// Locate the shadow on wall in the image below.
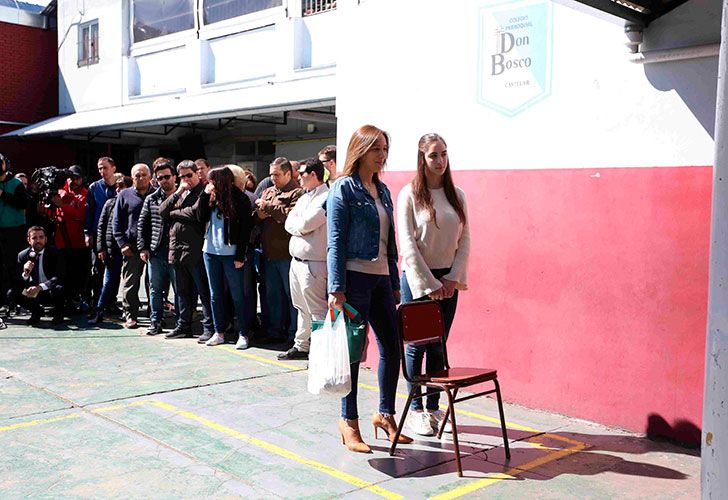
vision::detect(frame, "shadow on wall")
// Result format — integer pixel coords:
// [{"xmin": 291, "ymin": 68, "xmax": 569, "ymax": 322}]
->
[
  {"xmin": 646, "ymin": 413, "xmax": 701, "ymax": 449},
  {"xmin": 58, "ymin": 71, "xmax": 75, "ymax": 115},
  {"xmin": 643, "ymin": 56, "xmax": 719, "ymax": 139}
]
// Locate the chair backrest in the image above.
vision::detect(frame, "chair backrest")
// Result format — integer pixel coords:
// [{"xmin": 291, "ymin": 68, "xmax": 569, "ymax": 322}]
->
[{"xmin": 398, "ymin": 301, "xmax": 445, "ymax": 345}]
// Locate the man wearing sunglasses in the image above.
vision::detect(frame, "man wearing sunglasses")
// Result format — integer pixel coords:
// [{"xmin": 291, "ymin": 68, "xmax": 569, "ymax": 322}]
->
[
  {"xmin": 159, "ymin": 160, "xmax": 214, "ymax": 341},
  {"xmin": 137, "ymin": 158, "xmax": 178, "ymax": 335}
]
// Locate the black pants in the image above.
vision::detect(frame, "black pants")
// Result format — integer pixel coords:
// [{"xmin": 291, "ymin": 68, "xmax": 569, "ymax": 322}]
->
[
  {"xmin": 61, "ymin": 248, "xmax": 91, "ymax": 306},
  {"xmin": 10, "ymin": 284, "xmax": 64, "ymax": 317},
  {"xmin": 173, "ymin": 259, "xmax": 213, "ymax": 334},
  {"xmin": 0, "ymin": 225, "xmax": 27, "ymax": 306}
]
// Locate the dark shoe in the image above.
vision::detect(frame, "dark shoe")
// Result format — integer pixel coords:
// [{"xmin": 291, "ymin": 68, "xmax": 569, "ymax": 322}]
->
[
  {"xmin": 197, "ymin": 331, "xmax": 213, "ymax": 344},
  {"xmin": 146, "ymin": 322, "xmax": 163, "ymax": 336},
  {"xmin": 26, "ymin": 314, "xmax": 41, "ymax": 326},
  {"xmin": 51, "ymin": 315, "xmax": 64, "ymax": 325},
  {"xmin": 86, "ymin": 308, "xmax": 97, "ymax": 320},
  {"xmin": 277, "ymin": 347, "xmax": 309, "ymax": 360},
  {"xmin": 88, "ymin": 312, "xmax": 104, "ymax": 325},
  {"xmin": 165, "ymin": 327, "xmax": 192, "ymax": 339}
]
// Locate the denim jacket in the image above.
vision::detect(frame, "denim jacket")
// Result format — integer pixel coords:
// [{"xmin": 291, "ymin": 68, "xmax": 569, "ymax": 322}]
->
[{"xmin": 326, "ymin": 174, "xmax": 399, "ymax": 294}]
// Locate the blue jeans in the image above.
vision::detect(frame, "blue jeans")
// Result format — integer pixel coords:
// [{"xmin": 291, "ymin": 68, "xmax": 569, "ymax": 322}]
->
[
  {"xmin": 264, "ymin": 258, "xmax": 297, "ymax": 339},
  {"xmin": 203, "ymin": 252, "xmax": 246, "ymax": 338},
  {"xmin": 401, "ymin": 268, "xmax": 459, "ymax": 411},
  {"xmin": 241, "ymin": 248, "xmax": 257, "ymax": 335},
  {"xmin": 341, "ymin": 271, "xmax": 400, "ymax": 420},
  {"xmin": 148, "ymin": 254, "xmax": 177, "ymax": 324},
  {"xmin": 96, "ymin": 254, "xmax": 122, "ymax": 311}
]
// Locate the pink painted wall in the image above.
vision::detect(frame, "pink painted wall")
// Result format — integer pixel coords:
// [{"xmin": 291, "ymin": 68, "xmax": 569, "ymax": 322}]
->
[{"xmin": 362, "ymin": 165, "xmax": 710, "ymax": 445}]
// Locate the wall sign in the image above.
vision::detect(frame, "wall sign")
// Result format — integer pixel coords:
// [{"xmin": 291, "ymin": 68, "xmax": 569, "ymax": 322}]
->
[{"xmin": 477, "ymin": 0, "xmax": 553, "ymax": 117}]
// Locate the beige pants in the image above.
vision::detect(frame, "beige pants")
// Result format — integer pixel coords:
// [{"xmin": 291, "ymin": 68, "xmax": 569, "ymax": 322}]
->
[{"xmin": 289, "ymin": 259, "xmax": 328, "ymax": 352}]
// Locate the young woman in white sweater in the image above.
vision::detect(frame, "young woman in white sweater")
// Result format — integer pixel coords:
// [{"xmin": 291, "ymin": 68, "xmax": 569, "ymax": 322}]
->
[{"xmin": 397, "ymin": 133, "xmax": 470, "ymax": 436}]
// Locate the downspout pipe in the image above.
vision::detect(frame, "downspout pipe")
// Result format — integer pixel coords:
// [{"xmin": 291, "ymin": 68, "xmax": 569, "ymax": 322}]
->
[
  {"xmin": 629, "ymin": 43, "xmax": 720, "ymax": 64},
  {"xmin": 702, "ymin": 1, "xmax": 728, "ymax": 496}
]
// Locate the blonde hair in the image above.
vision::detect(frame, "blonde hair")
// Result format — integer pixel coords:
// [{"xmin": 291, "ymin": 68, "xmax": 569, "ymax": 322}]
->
[{"xmin": 341, "ymin": 124, "xmax": 389, "ymax": 183}]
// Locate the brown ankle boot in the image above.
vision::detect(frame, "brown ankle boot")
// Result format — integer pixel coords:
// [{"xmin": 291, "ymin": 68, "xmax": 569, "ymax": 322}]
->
[
  {"xmin": 338, "ymin": 419, "xmax": 371, "ymax": 453},
  {"xmin": 371, "ymin": 413, "xmax": 414, "ymax": 444}
]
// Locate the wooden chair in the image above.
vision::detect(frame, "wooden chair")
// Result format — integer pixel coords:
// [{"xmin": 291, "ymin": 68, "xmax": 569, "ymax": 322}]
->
[{"xmin": 389, "ymin": 300, "xmax": 510, "ymax": 476}]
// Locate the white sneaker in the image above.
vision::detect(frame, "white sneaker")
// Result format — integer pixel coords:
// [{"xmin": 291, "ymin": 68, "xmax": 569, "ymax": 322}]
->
[
  {"xmin": 205, "ymin": 333, "xmax": 225, "ymax": 346},
  {"xmin": 408, "ymin": 411, "xmax": 435, "ymax": 436},
  {"xmin": 428, "ymin": 409, "xmax": 453, "ymax": 433},
  {"xmin": 235, "ymin": 335, "xmax": 249, "ymax": 350}
]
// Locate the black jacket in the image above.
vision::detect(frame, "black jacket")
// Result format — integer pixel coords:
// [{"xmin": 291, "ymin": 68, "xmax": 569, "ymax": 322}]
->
[
  {"xmin": 137, "ymin": 187, "xmax": 172, "ymax": 255},
  {"xmin": 16, "ymin": 246, "xmax": 64, "ymax": 291},
  {"xmin": 178, "ymin": 188, "xmax": 253, "ymax": 263},
  {"xmin": 96, "ymin": 197, "xmax": 118, "ymax": 255},
  {"xmin": 159, "ymin": 183, "xmax": 206, "ymax": 266}
]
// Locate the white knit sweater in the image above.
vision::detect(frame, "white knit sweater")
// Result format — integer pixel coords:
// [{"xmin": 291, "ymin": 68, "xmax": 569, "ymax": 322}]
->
[{"xmin": 397, "ymin": 183, "xmax": 470, "ymax": 299}]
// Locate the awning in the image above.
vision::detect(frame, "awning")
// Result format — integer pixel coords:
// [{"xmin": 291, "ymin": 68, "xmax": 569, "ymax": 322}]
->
[
  {"xmin": 574, "ymin": 0, "xmax": 691, "ymax": 25},
  {"xmin": 3, "ymin": 74, "xmax": 335, "ymax": 138}
]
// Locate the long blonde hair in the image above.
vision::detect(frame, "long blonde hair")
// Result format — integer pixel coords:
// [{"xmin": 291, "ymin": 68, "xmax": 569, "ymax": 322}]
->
[{"xmin": 341, "ymin": 124, "xmax": 390, "ymax": 183}]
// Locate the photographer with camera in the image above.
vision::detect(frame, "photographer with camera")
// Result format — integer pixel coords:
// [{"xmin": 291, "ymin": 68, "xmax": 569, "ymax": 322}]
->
[
  {"xmin": 10, "ymin": 226, "xmax": 65, "ymax": 325},
  {"xmin": 50, "ymin": 166, "xmax": 89, "ymax": 313},
  {"xmin": 0, "ymin": 153, "xmax": 28, "ymax": 308}
]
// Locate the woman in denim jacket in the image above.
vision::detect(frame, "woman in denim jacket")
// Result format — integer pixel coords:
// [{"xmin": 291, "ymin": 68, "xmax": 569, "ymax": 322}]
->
[{"xmin": 327, "ymin": 124, "xmax": 412, "ymax": 452}]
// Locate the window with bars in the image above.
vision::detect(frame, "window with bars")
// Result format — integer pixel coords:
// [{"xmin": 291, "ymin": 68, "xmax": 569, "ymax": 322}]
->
[
  {"xmin": 203, "ymin": 0, "xmax": 283, "ymax": 25},
  {"xmin": 78, "ymin": 20, "xmax": 99, "ymax": 66},
  {"xmin": 302, "ymin": 0, "xmax": 336, "ymax": 16}
]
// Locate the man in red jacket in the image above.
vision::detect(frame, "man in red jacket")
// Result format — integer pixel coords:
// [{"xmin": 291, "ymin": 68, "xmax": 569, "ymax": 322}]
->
[{"xmin": 51, "ymin": 165, "xmax": 89, "ymax": 312}]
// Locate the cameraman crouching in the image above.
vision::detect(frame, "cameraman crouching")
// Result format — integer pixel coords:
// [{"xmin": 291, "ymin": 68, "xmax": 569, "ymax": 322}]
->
[
  {"xmin": 10, "ymin": 226, "xmax": 64, "ymax": 325},
  {"xmin": 50, "ymin": 166, "xmax": 89, "ymax": 313}
]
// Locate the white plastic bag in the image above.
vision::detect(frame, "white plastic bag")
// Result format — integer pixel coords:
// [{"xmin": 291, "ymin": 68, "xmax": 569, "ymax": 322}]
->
[{"xmin": 308, "ymin": 311, "xmax": 352, "ymax": 396}]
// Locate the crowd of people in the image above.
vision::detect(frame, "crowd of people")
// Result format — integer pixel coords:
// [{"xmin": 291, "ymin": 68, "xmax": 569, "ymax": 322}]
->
[{"xmin": 0, "ymin": 124, "xmax": 470, "ymax": 451}]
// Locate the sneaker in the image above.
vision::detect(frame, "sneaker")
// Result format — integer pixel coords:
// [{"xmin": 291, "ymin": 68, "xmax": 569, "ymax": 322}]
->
[
  {"xmin": 146, "ymin": 322, "xmax": 162, "ymax": 336},
  {"xmin": 408, "ymin": 411, "xmax": 435, "ymax": 436},
  {"xmin": 205, "ymin": 332, "xmax": 225, "ymax": 346},
  {"xmin": 165, "ymin": 327, "xmax": 192, "ymax": 339},
  {"xmin": 277, "ymin": 347, "xmax": 308, "ymax": 360},
  {"xmin": 234, "ymin": 336, "xmax": 249, "ymax": 350},
  {"xmin": 428, "ymin": 409, "xmax": 452, "ymax": 434},
  {"xmin": 197, "ymin": 332, "xmax": 213, "ymax": 344},
  {"xmin": 124, "ymin": 318, "xmax": 138, "ymax": 329}
]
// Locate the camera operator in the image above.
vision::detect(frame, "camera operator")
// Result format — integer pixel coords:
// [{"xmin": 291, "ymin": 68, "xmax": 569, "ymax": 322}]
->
[
  {"xmin": 0, "ymin": 153, "xmax": 28, "ymax": 308},
  {"xmin": 50, "ymin": 166, "xmax": 89, "ymax": 313},
  {"xmin": 10, "ymin": 226, "xmax": 64, "ymax": 325}
]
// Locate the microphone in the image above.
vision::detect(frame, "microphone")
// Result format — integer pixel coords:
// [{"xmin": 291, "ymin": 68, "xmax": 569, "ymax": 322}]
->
[{"xmin": 28, "ymin": 250, "xmax": 37, "ymax": 262}]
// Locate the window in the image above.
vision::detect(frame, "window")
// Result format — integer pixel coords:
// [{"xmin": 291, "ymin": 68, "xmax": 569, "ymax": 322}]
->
[
  {"xmin": 203, "ymin": 0, "xmax": 283, "ymax": 25},
  {"xmin": 132, "ymin": 0, "xmax": 194, "ymax": 43},
  {"xmin": 303, "ymin": 0, "xmax": 336, "ymax": 16},
  {"xmin": 78, "ymin": 20, "xmax": 99, "ymax": 66}
]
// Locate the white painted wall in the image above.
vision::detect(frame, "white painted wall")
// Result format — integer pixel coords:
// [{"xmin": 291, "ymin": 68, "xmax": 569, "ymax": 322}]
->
[
  {"xmin": 57, "ymin": 1, "xmax": 338, "ymax": 115},
  {"xmin": 336, "ymin": 0, "xmax": 718, "ymax": 172},
  {"xmin": 58, "ymin": 0, "xmax": 125, "ymax": 114}
]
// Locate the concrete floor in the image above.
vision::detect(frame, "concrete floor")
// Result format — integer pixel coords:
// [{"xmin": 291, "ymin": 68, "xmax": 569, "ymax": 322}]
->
[{"xmin": 0, "ymin": 315, "xmax": 700, "ymax": 499}]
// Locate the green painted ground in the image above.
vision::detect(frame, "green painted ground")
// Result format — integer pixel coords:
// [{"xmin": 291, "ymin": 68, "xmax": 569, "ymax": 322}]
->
[{"xmin": 0, "ymin": 317, "xmax": 700, "ymax": 499}]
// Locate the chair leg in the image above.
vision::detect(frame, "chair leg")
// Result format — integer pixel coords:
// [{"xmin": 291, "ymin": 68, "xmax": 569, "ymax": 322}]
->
[
  {"xmin": 494, "ymin": 378, "xmax": 510, "ymax": 460},
  {"xmin": 437, "ymin": 387, "xmax": 458, "ymax": 438},
  {"xmin": 390, "ymin": 388, "xmax": 415, "ymax": 456},
  {"xmin": 443, "ymin": 387, "xmax": 463, "ymax": 477}
]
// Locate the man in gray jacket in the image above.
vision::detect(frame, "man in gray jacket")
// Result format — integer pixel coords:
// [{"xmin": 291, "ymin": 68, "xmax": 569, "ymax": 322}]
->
[{"xmin": 138, "ymin": 158, "xmax": 177, "ymax": 336}]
